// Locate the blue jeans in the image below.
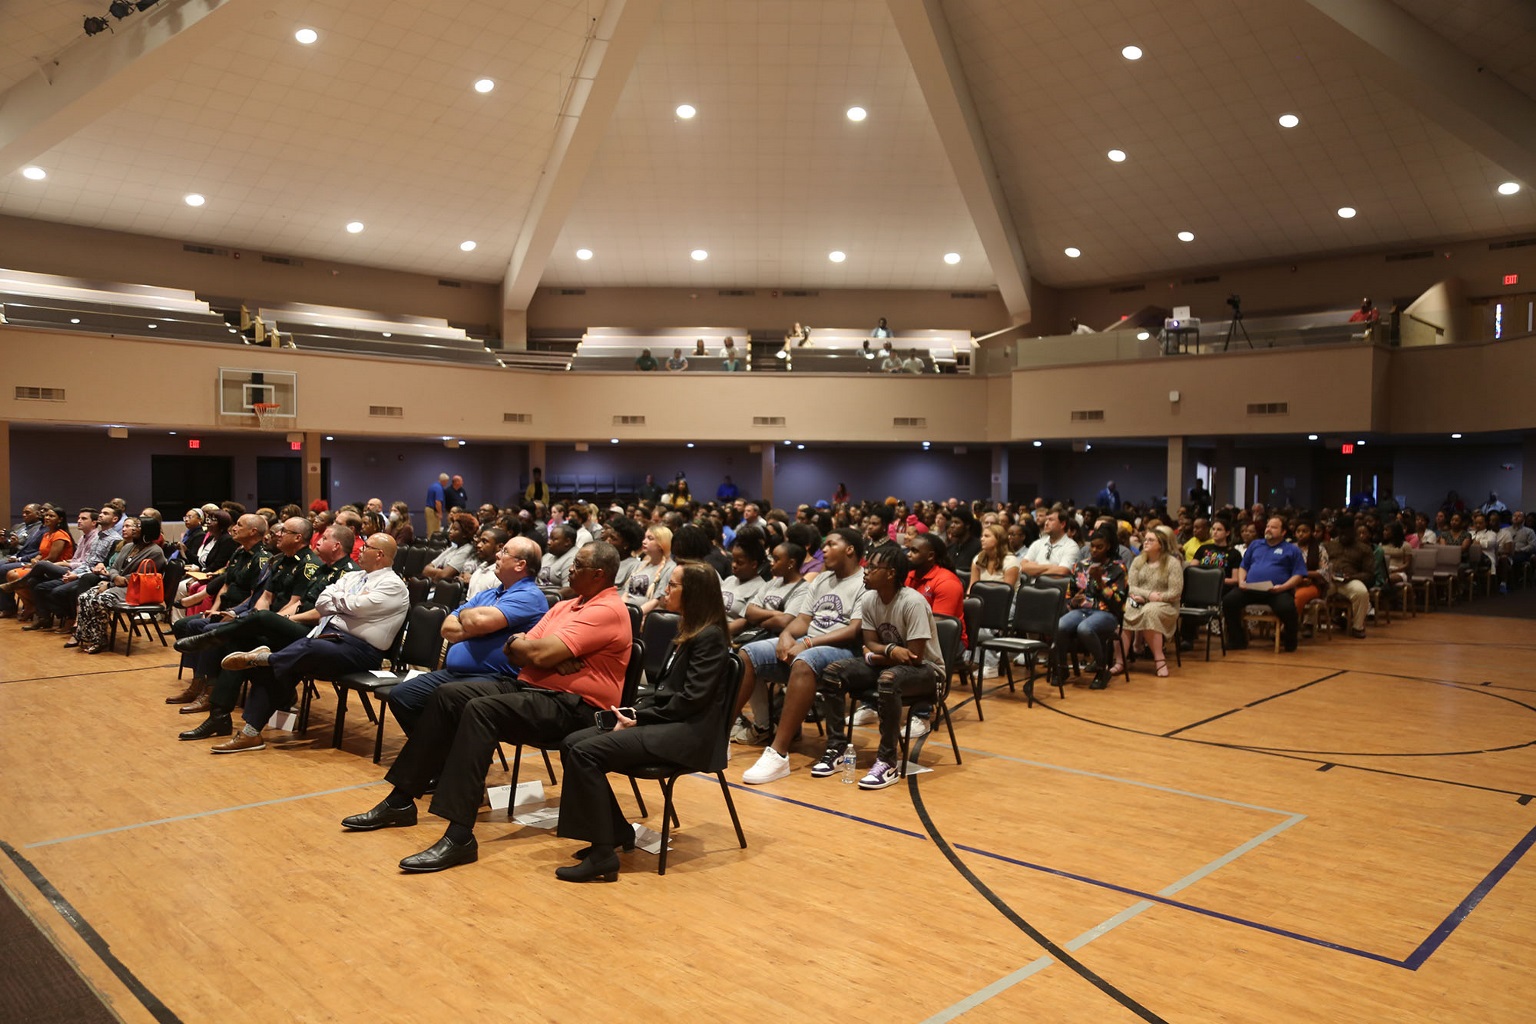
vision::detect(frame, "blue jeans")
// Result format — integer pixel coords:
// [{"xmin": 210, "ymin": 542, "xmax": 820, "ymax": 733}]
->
[
  {"xmin": 739, "ymin": 637, "xmax": 858, "ymax": 683},
  {"xmin": 1054, "ymin": 609, "xmax": 1118, "ymax": 671}
]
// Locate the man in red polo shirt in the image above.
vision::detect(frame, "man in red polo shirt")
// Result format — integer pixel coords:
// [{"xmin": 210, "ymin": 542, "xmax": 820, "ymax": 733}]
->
[{"xmin": 339, "ymin": 541, "xmax": 631, "ymax": 873}]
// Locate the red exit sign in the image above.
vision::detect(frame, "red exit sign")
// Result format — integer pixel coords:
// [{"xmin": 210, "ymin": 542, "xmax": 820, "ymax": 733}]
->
[
  {"xmin": 1505, "ymin": 274, "xmax": 1520, "ymax": 286},
  {"xmin": 187, "ymin": 438, "xmax": 201, "ymax": 449},
  {"xmin": 1341, "ymin": 443, "xmax": 1355, "ymax": 455}
]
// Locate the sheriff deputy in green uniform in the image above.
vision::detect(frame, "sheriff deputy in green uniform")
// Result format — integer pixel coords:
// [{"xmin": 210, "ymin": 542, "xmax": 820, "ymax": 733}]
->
[{"xmin": 174, "ymin": 521, "xmax": 363, "ymax": 741}]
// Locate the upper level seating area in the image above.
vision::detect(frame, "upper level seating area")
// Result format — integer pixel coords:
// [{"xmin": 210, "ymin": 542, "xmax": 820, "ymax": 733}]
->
[
  {"xmin": 248, "ymin": 302, "xmax": 505, "ymax": 368},
  {"xmin": 567, "ymin": 325, "xmax": 975, "ymax": 373},
  {"xmin": 571, "ymin": 327, "xmax": 752, "ymax": 371},
  {"xmin": 0, "ymin": 268, "xmax": 238, "ymax": 344}
]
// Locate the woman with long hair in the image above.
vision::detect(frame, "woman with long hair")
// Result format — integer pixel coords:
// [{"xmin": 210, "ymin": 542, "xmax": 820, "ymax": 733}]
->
[
  {"xmin": 1120, "ymin": 525, "xmax": 1183, "ymax": 677},
  {"xmin": 968, "ymin": 524, "xmax": 1020, "ymax": 591},
  {"xmin": 555, "ymin": 560, "xmax": 729, "ymax": 882},
  {"xmin": 625, "ymin": 524, "xmax": 674, "ymax": 614}
]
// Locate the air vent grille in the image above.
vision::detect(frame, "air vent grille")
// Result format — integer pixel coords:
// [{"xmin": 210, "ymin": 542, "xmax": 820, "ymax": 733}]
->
[
  {"xmin": 183, "ymin": 243, "xmax": 229, "ymax": 256},
  {"xmin": 893, "ymin": 416, "xmax": 927, "ymax": 428},
  {"xmin": 261, "ymin": 254, "xmax": 303, "ymax": 266},
  {"xmin": 558, "ymin": 288, "xmax": 586, "ymax": 295},
  {"xmin": 718, "ymin": 289, "xmax": 755, "ymax": 297},
  {"xmin": 437, "ymin": 279, "xmax": 465, "ymax": 288},
  {"xmin": 1071, "ymin": 410, "xmax": 1105, "ymax": 422},
  {"xmin": 368, "ymin": 405, "xmax": 404, "ymax": 418},
  {"xmin": 782, "ymin": 290, "xmax": 819, "ymax": 298},
  {"xmin": 949, "ymin": 291, "xmax": 989, "ymax": 299},
  {"xmin": 1385, "ymin": 250, "xmax": 1433, "ymax": 262},
  {"xmin": 1489, "ymin": 238, "xmax": 1536, "ymax": 251},
  {"xmin": 14, "ymin": 386, "xmax": 65, "ymax": 401},
  {"xmin": 1246, "ymin": 402, "xmax": 1289, "ymax": 415},
  {"xmin": 1108, "ymin": 283, "xmax": 1146, "ymax": 294},
  {"xmin": 752, "ymin": 415, "xmax": 786, "ymax": 427},
  {"xmin": 613, "ymin": 415, "xmax": 646, "ymax": 425},
  {"xmin": 503, "ymin": 412, "xmax": 531, "ymax": 423},
  {"xmin": 1181, "ymin": 274, "xmax": 1220, "ymax": 285}
]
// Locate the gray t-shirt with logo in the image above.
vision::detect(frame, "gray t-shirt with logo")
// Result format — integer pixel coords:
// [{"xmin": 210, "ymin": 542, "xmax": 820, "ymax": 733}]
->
[
  {"xmin": 803, "ymin": 568, "xmax": 866, "ymax": 640},
  {"xmin": 855, "ymin": 587, "xmax": 944, "ymax": 673}
]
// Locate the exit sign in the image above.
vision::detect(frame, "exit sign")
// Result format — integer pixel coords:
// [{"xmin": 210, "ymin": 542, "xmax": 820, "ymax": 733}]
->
[
  {"xmin": 1341, "ymin": 443, "xmax": 1355, "ymax": 455},
  {"xmin": 1505, "ymin": 274, "xmax": 1520, "ymax": 286},
  {"xmin": 187, "ymin": 438, "xmax": 201, "ymax": 450}
]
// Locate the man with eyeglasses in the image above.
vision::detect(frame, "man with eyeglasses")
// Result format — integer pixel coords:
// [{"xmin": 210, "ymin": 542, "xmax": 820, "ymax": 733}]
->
[
  {"xmin": 205, "ymin": 533, "xmax": 408, "ymax": 753},
  {"xmin": 339, "ymin": 541, "xmax": 630, "ymax": 873},
  {"xmin": 384, "ymin": 535, "xmax": 548, "ymax": 733}
]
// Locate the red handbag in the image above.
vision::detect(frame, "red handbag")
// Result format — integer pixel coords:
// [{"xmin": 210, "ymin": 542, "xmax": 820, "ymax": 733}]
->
[{"xmin": 127, "ymin": 562, "xmax": 165, "ymax": 606}]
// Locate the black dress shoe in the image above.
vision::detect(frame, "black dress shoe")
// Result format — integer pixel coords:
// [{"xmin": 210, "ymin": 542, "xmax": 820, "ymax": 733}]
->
[
  {"xmin": 555, "ymin": 849, "xmax": 620, "ymax": 883},
  {"xmin": 21, "ymin": 619, "xmax": 54, "ymax": 632},
  {"xmin": 178, "ymin": 713, "xmax": 233, "ymax": 740},
  {"xmin": 1089, "ymin": 667, "xmax": 1111, "ymax": 690},
  {"xmin": 399, "ymin": 834, "xmax": 478, "ymax": 873},
  {"xmin": 173, "ymin": 629, "xmax": 226, "ymax": 654},
  {"xmin": 341, "ymin": 800, "xmax": 418, "ymax": 831}
]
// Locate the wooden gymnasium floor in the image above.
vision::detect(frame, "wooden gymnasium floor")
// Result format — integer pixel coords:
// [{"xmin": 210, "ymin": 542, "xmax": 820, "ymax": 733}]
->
[{"xmin": 2, "ymin": 601, "xmax": 1534, "ymax": 1023}]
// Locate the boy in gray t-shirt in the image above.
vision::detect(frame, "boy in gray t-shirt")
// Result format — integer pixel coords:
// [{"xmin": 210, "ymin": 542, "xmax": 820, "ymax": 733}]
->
[{"xmin": 813, "ymin": 545, "xmax": 946, "ymax": 790}]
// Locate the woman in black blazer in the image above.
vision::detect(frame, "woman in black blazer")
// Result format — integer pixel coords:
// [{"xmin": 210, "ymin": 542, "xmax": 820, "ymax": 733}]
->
[{"xmin": 555, "ymin": 560, "xmax": 729, "ymax": 882}]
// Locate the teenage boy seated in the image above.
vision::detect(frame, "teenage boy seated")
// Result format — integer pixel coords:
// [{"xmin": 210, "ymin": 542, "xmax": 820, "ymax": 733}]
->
[{"xmin": 812, "ymin": 545, "xmax": 944, "ymax": 790}]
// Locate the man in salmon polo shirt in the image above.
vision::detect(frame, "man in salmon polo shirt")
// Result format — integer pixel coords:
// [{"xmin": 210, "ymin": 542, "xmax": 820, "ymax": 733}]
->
[{"xmin": 339, "ymin": 541, "xmax": 632, "ymax": 873}]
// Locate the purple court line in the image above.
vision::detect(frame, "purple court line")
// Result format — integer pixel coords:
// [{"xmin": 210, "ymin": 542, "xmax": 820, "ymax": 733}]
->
[{"xmin": 706, "ymin": 776, "xmax": 1536, "ymax": 970}]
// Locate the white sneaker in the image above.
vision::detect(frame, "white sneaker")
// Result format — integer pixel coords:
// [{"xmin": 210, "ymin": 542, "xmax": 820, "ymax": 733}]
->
[
  {"xmin": 906, "ymin": 717, "xmax": 930, "ymax": 739},
  {"xmin": 730, "ymin": 718, "xmax": 772, "ymax": 745},
  {"xmin": 742, "ymin": 747, "xmax": 791, "ymax": 785},
  {"xmin": 851, "ymin": 706, "xmax": 879, "ymax": 727}
]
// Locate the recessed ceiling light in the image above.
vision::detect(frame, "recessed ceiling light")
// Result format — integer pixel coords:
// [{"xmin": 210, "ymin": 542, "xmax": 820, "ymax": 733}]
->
[
  {"xmin": 1497, "ymin": 181, "xmax": 1521, "ymax": 196},
  {"xmin": 1177, "ymin": 230, "xmax": 1195, "ymax": 242},
  {"xmin": 382, "ymin": 332, "xmax": 392, "ymax": 338},
  {"xmin": 690, "ymin": 249, "xmax": 708, "ymax": 261},
  {"xmin": 1337, "ymin": 206, "xmax": 1356, "ymax": 219},
  {"xmin": 184, "ymin": 193, "xmax": 205, "ymax": 207},
  {"xmin": 325, "ymin": 435, "xmax": 335, "ymax": 441},
  {"xmin": 576, "ymin": 248, "xmax": 593, "ymax": 260},
  {"xmin": 943, "ymin": 252, "xmax": 961, "ymax": 265},
  {"xmin": 1451, "ymin": 432, "xmax": 1462, "ymax": 439},
  {"xmin": 846, "ymin": 106, "xmax": 867, "ymax": 122},
  {"xmin": 70, "ymin": 318, "xmax": 81, "ymax": 324},
  {"xmin": 828, "ymin": 250, "xmax": 846, "ymax": 263},
  {"xmin": 783, "ymin": 440, "xmax": 792, "ymax": 446},
  {"xmin": 1032, "ymin": 440, "xmax": 1043, "ymax": 447},
  {"xmin": 1136, "ymin": 331, "xmax": 1150, "ymax": 340},
  {"xmin": 1356, "ymin": 440, "xmax": 1366, "ymax": 446},
  {"xmin": 147, "ymin": 323, "xmax": 157, "ymax": 329},
  {"xmin": 459, "ymin": 240, "xmax": 476, "ymax": 251},
  {"xmin": 1064, "ymin": 247, "xmax": 1082, "ymax": 258},
  {"xmin": 21, "ymin": 166, "xmax": 46, "ymax": 181},
  {"xmin": 294, "ymin": 28, "xmax": 318, "ymax": 45},
  {"xmin": 346, "ymin": 221, "xmax": 364, "ymax": 233},
  {"xmin": 1278, "ymin": 113, "xmax": 1300, "ymax": 128},
  {"xmin": 686, "ymin": 442, "xmax": 695, "ymax": 448},
  {"xmin": 1107, "ymin": 149, "xmax": 1127, "ymax": 162},
  {"xmin": 1084, "ymin": 443, "xmax": 1092, "ymax": 451},
  {"xmin": 675, "ymin": 104, "xmax": 696, "ymax": 119},
  {"xmin": 922, "ymin": 441, "xmax": 931, "ymax": 448},
  {"xmin": 474, "ymin": 78, "xmax": 494, "ymax": 94},
  {"xmin": 1307, "ymin": 434, "xmax": 1318, "ymax": 441},
  {"xmin": 610, "ymin": 438, "xmax": 619, "ymax": 444},
  {"xmin": 168, "ymin": 431, "xmax": 176, "ymax": 435},
  {"xmin": 796, "ymin": 444, "xmax": 805, "ymax": 450},
  {"xmin": 1122, "ymin": 45, "xmax": 1142, "ymax": 60}
]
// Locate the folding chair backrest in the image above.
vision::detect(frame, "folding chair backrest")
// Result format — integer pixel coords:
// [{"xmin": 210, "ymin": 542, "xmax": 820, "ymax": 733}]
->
[
  {"xmin": 1182, "ymin": 566, "xmax": 1223, "ymax": 607},
  {"xmin": 160, "ymin": 560, "xmax": 186, "ymax": 611},
  {"xmin": 1435, "ymin": 544, "xmax": 1462, "ymax": 569},
  {"xmin": 641, "ymin": 611, "xmax": 681, "ymax": 685},
  {"xmin": 406, "ymin": 577, "xmax": 431, "ymax": 606},
  {"xmin": 400, "ymin": 546, "xmax": 432, "ymax": 579},
  {"xmin": 399, "ymin": 603, "xmax": 449, "ymax": 669},
  {"xmin": 1407, "ymin": 547, "xmax": 1436, "ymax": 580},
  {"xmin": 1012, "ymin": 585, "xmax": 1062, "ymax": 638},
  {"xmin": 933, "ymin": 615, "xmax": 962, "ymax": 702},
  {"xmin": 431, "ymin": 580, "xmax": 463, "ymax": 610},
  {"xmin": 704, "ymin": 654, "xmax": 746, "ymax": 772},
  {"xmin": 628, "ymin": 602, "xmax": 643, "ymax": 638},
  {"xmin": 969, "ymin": 581, "xmax": 1012, "ymax": 633},
  {"xmin": 1033, "ymin": 575, "xmax": 1070, "ymax": 602},
  {"xmin": 961, "ymin": 596, "xmax": 982, "ymax": 654},
  {"xmin": 622, "ymin": 638, "xmax": 646, "ymax": 707}
]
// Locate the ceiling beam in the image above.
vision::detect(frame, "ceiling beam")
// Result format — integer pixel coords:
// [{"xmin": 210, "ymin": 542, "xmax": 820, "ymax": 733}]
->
[
  {"xmin": 501, "ymin": 0, "xmax": 662, "ymax": 340},
  {"xmin": 885, "ymin": 0, "xmax": 1031, "ymax": 323},
  {"xmin": 0, "ymin": 0, "xmax": 258, "ymax": 178},
  {"xmin": 1300, "ymin": 0, "xmax": 1536, "ymax": 188}
]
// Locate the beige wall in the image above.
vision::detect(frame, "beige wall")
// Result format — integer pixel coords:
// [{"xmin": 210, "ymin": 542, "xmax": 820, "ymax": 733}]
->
[{"xmin": 0, "ymin": 216, "xmax": 503, "ymax": 332}]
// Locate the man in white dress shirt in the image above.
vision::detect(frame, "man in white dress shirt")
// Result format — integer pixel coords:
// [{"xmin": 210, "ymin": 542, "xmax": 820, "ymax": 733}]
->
[
  {"xmin": 212, "ymin": 534, "xmax": 409, "ymax": 753},
  {"xmin": 1018, "ymin": 508, "xmax": 1081, "ymax": 579}
]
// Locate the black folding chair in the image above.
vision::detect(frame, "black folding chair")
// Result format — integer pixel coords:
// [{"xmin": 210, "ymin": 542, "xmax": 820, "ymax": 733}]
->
[
  {"xmin": 1177, "ymin": 566, "xmax": 1227, "ymax": 661},
  {"xmin": 976, "ymin": 584, "xmax": 1062, "ymax": 708},
  {"xmin": 619, "ymin": 656, "xmax": 748, "ymax": 875},
  {"xmin": 331, "ymin": 603, "xmax": 448, "ymax": 762}
]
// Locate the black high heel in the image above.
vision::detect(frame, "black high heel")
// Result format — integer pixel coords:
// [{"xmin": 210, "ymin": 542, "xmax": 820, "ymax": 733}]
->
[
  {"xmin": 555, "ymin": 849, "xmax": 620, "ymax": 883},
  {"xmin": 570, "ymin": 837, "xmax": 636, "ymax": 860}
]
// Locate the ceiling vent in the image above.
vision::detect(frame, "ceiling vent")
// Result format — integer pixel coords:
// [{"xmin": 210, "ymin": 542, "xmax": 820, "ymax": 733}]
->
[
  {"xmin": 949, "ymin": 291, "xmax": 989, "ymax": 299},
  {"xmin": 503, "ymin": 412, "xmax": 531, "ymax": 423},
  {"xmin": 718, "ymin": 289, "xmax": 755, "ymax": 297},
  {"xmin": 368, "ymin": 405, "xmax": 404, "ymax": 418},
  {"xmin": 752, "ymin": 415, "xmax": 786, "ymax": 427},
  {"xmin": 182, "ymin": 243, "xmax": 229, "ymax": 257},
  {"xmin": 1385, "ymin": 250, "xmax": 1433, "ymax": 262},
  {"xmin": 261, "ymin": 253, "xmax": 303, "ymax": 266},
  {"xmin": 613, "ymin": 415, "xmax": 646, "ymax": 425},
  {"xmin": 15, "ymin": 386, "xmax": 65, "ymax": 401},
  {"xmin": 1071, "ymin": 409, "xmax": 1105, "ymax": 421},
  {"xmin": 558, "ymin": 288, "xmax": 586, "ymax": 295},
  {"xmin": 1181, "ymin": 274, "xmax": 1220, "ymax": 285},
  {"xmin": 781, "ymin": 289, "xmax": 819, "ymax": 297},
  {"xmin": 437, "ymin": 279, "xmax": 465, "ymax": 288},
  {"xmin": 1489, "ymin": 238, "xmax": 1536, "ymax": 251},
  {"xmin": 1108, "ymin": 283, "xmax": 1146, "ymax": 294},
  {"xmin": 893, "ymin": 416, "xmax": 927, "ymax": 428},
  {"xmin": 1246, "ymin": 402, "xmax": 1289, "ymax": 415}
]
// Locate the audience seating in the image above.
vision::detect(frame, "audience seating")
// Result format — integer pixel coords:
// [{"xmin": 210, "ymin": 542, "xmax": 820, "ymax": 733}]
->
[
  {"xmin": 1177, "ymin": 566, "xmax": 1226, "ymax": 660},
  {"xmin": 330, "ymin": 603, "xmax": 448, "ymax": 763},
  {"xmin": 974, "ymin": 585, "xmax": 1059, "ymax": 710}
]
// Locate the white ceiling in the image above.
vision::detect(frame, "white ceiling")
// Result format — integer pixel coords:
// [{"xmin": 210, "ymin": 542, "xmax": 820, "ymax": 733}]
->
[{"xmin": 0, "ymin": 0, "xmax": 1533, "ymax": 298}]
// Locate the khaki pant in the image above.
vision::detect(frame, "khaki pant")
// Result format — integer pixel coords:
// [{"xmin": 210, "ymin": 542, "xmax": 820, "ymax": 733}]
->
[
  {"xmin": 424, "ymin": 507, "xmax": 440, "ymax": 537},
  {"xmin": 1333, "ymin": 580, "xmax": 1370, "ymax": 631}
]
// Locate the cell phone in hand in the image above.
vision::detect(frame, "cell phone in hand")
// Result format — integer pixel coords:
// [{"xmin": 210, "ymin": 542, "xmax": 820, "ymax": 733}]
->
[{"xmin": 594, "ymin": 707, "xmax": 637, "ymax": 731}]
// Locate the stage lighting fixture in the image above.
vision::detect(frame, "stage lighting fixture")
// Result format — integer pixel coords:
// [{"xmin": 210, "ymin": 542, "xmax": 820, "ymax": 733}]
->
[
  {"xmin": 137, "ymin": 1, "xmax": 161, "ymax": 10},
  {"xmin": 109, "ymin": 1, "xmax": 134, "ymax": 18},
  {"xmin": 84, "ymin": 16, "xmax": 110, "ymax": 35}
]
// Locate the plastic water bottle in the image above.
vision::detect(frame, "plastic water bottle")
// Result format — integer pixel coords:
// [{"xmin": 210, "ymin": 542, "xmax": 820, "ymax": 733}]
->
[{"xmin": 841, "ymin": 743, "xmax": 857, "ymax": 784}]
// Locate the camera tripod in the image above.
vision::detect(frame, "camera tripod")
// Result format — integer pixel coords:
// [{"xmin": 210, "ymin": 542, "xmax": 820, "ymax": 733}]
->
[{"xmin": 1221, "ymin": 310, "xmax": 1252, "ymax": 351}]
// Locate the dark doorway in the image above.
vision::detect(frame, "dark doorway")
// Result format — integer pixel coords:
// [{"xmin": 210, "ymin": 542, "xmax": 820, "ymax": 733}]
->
[
  {"xmin": 151, "ymin": 455, "xmax": 234, "ymax": 518},
  {"xmin": 256, "ymin": 456, "xmax": 330, "ymax": 511}
]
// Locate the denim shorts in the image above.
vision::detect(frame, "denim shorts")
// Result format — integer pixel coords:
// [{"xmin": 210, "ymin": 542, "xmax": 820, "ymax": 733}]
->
[{"xmin": 740, "ymin": 637, "xmax": 859, "ymax": 682}]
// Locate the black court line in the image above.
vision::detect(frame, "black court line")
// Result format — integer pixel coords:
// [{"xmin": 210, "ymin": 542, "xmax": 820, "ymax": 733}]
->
[
  {"xmin": 0, "ymin": 664, "xmax": 178, "ymax": 686},
  {"xmin": 0, "ymin": 840, "xmax": 181, "ymax": 1023},
  {"xmin": 904, "ymin": 771, "xmax": 1170, "ymax": 1022},
  {"xmin": 1163, "ymin": 671, "xmax": 1345, "ymax": 737}
]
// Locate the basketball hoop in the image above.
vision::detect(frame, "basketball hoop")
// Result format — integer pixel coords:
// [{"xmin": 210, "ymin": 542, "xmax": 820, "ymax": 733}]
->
[{"xmin": 251, "ymin": 402, "xmax": 279, "ymax": 428}]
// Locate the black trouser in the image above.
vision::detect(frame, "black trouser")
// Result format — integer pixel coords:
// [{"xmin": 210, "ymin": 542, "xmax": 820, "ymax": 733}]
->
[
  {"xmin": 385, "ymin": 680, "xmax": 591, "ymax": 828},
  {"xmin": 817, "ymin": 657, "xmax": 943, "ymax": 764},
  {"xmin": 200, "ymin": 612, "xmax": 313, "ymax": 712},
  {"xmin": 558, "ymin": 722, "xmax": 708, "ymax": 846},
  {"xmin": 1221, "ymin": 588, "xmax": 1299, "ymax": 650},
  {"xmin": 36, "ymin": 573, "xmax": 104, "ymax": 619}
]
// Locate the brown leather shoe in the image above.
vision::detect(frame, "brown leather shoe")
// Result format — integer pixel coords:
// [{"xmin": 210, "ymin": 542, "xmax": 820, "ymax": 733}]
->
[
  {"xmin": 180, "ymin": 692, "xmax": 213, "ymax": 715},
  {"xmin": 220, "ymin": 646, "xmax": 271, "ymax": 671},
  {"xmin": 167, "ymin": 679, "xmax": 207, "ymax": 705},
  {"xmin": 211, "ymin": 731, "xmax": 265, "ymax": 754}
]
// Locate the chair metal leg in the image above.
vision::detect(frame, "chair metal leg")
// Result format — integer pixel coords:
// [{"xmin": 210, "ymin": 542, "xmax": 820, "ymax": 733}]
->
[
  {"xmin": 495, "ymin": 743, "xmax": 509, "ymax": 772},
  {"xmin": 629, "ymin": 777, "xmax": 647, "ymax": 819},
  {"xmin": 717, "ymin": 771, "xmax": 747, "ymax": 849},
  {"xmin": 938, "ymin": 702, "xmax": 962, "ymax": 765},
  {"xmin": 656, "ymin": 777, "xmax": 677, "ymax": 875},
  {"xmin": 541, "ymin": 748, "xmax": 558, "ymax": 786}
]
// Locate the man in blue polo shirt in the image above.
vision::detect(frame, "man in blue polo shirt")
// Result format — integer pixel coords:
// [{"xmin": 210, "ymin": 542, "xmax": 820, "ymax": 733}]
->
[
  {"xmin": 1221, "ymin": 515, "xmax": 1308, "ymax": 652},
  {"xmin": 386, "ymin": 535, "xmax": 548, "ymax": 733}
]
